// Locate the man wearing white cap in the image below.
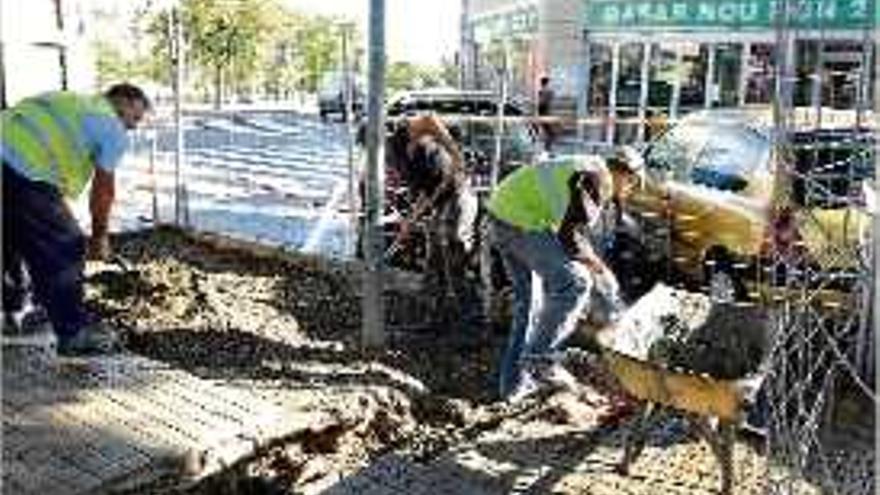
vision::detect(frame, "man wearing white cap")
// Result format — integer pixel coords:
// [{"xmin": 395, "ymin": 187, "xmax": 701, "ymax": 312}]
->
[{"xmin": 487, "ymin": 156, "xmax": 623, "ymax": 401}]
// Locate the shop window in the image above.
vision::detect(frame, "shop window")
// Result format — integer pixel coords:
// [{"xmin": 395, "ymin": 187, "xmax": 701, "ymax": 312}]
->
[
  {"xmin": 744, "ymin": 44, "xmax": 775, "ymax": 104},
  {"xmin": 679, "ymin": 43, "xmax": 708, "ymax": 113},
  {"xmin": 713, "ymin": 44, "xmax": 742, "ymax": 107},
  {"xmin": 588, "ymin": 44, "xmax": 612, "ymax": 114},
  {"xmin": 616, "ymin": 43, "xmax": 644, "ymax": 143},
  {"xmin": 647, "ymin": 44, "xmax": 676, "ymax": 113},
  {"xmin": 645, "ymin": 44, "xmax": 677, "ymax": 139},
  {"xmin": 794, "ymin": 40, "xmax": 820, "ymax": 107},
  {"xmin": 822, "ymin": 41, "xmax": 869, "ymax": 109}
]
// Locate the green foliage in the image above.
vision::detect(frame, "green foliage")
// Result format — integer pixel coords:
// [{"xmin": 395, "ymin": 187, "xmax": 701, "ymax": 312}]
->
[
  {"xmin": 260, "ymin": 12, "xmax": 357, "ymax": 95},
  {"xmin": 142, "ymin": 0, "xmax": 276, "ymax": 106},
  {"xmin": 138, "ymin": 0, "xmax": 359, "ymax": 104}
]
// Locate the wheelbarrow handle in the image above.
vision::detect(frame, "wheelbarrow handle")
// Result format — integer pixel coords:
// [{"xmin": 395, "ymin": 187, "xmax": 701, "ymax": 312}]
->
[{"xmin": 110, "ymin": 254, "xmax": 134, "ymax": 274}]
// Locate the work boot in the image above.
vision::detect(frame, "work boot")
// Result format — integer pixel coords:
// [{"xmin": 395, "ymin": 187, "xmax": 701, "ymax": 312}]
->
[
  {"xmin": 57, "ymin": 322, "xmax": 121, "ymax": 357},
  {"xmin": 539, "ymin": 364, "xmax": 580, "ymax": 393},
  {"xmin": 506, "ymin": 373, "xmax": 545, "ymax": 404},
  {"xmin": 3, "ymin": 305, "xmax": 51, "ymax": 336}
]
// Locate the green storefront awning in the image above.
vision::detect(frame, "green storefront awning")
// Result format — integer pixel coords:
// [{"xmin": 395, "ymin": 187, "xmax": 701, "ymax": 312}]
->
[{"xmin": 583, "ymin": 0, "xmax": 879, "ymax": 32}]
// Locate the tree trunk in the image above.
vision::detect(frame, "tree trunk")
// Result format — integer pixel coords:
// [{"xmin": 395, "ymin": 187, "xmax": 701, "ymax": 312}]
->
[{"xmin": 214, "ymin": 64, "xmax": 223, "ymax": 110}]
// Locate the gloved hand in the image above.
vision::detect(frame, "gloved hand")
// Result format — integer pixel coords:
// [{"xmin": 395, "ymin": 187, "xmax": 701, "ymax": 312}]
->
[{"xmin": 595, "ymin": 268, "xmax": 619, "ymax": 298}]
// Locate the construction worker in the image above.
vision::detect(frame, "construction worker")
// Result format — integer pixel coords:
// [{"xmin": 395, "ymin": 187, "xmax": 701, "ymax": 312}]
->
[
  {"xmin": 2, "ymin": 83, "xmax": 150, "ymax": 356},
  {"xmin": 487, "ymin": 156, "xmax": 622, "ymax": 401},
  {"xmin": 385, "ymin": 115, "xmax": 479, "ymax": 313},
  {"xmin": 596, "ymin": 146, "xmax": 650, "ymax": 301}
]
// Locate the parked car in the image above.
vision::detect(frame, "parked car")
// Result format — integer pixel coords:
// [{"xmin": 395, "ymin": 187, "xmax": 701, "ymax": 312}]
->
[
  {"xmin": 318, "ymin": 71, "xmax": 363, "ymax": 121},
  {"xmin": 386, "ymin": 88, "xmax": 528, "ymax": 118},
  {"xmin": 626, "ymin": 107, "xmax": 875, "ymax": 304}
]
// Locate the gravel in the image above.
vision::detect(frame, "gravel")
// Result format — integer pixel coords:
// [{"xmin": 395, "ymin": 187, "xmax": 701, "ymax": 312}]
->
[{"xmin": 87, "ymin": 227, "xmax": 831, "ymax": 495}]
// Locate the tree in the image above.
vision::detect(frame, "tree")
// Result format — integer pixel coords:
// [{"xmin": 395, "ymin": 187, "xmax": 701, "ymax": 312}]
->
[
  {"xmin": 92, "ymin": 1, "xmax": 157, "ymax": 90},
  {"xmin": 188, "ymin": 0, "xmax": 276, "ymax": 107},
  {"xmin": 296, "ymin": 15, "xmax": 346, "ymax": 92},
  {"xmin": 94, "ymin": 42, "xmax": 134, "ymax": 88},
  {"xmin": 142, "ymin": 1, "xmax": 358, "ymax": 103},
  {"xmin": 147, "ymin": 0, "xmax": 276, "ymax": 108}
]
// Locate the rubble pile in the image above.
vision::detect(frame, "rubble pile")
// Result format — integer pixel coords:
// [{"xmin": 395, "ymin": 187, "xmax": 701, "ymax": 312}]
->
[{"xmin": 608, "ymin": 286, "xmax": 769, "ymax": 379}]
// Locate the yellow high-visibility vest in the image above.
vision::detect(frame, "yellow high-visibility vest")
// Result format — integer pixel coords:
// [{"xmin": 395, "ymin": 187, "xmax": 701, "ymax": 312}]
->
[
  {"xmin": 1, "ymin": 92, "xmax": 117, "ymax": 197},
  {"xmin": 487, "ymin": 163, "xmax": 578, "ymax": 232}
]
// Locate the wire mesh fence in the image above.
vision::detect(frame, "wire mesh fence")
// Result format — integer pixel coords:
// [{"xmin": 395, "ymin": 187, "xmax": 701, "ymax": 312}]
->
[
  {"xmin": 465, "ymin": 1, "xmax": 877, "ymax": 494},
  {"xmin": 762, "ymin": 1, "xmax": 877, "ymax": 494},
  {"xmin": 118, "ymin": 107, "xmax": 359, "ymax": 258}
]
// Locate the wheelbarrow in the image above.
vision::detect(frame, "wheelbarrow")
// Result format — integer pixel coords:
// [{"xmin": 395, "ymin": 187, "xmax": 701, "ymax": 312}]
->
[{"xmin": 593, "ymin": 284, "xmax": 770, "ymax": 495}]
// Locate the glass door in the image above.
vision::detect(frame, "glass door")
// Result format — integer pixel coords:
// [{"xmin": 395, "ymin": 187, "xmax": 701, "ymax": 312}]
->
[{"xmin": 714, "ymin": 43, "xmax": 743, "ymax": 107}]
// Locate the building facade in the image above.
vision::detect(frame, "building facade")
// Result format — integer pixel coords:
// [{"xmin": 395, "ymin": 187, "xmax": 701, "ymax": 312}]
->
[
  {"xmin": 465, "ymin": 0, "xmax": 877, "ymax": 142},
  {"xmin": 0, "ymin": 0, "xmax": 94, "ymax": 108}
]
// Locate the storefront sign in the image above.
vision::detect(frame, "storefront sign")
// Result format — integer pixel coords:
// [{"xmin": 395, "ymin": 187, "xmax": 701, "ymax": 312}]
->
[
  {"xmin": 473, "ymin": 5, "xmax": 539, "ymax": 42},
  {"xmin": 583, "ymin": 0, "xmax": 878, "ymax": 31}
]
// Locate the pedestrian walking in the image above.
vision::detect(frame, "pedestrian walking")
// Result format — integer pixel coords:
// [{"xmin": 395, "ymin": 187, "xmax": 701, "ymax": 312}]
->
[
  {"xmin": 2, "ymin": 83, "xmax": 150, "ymax": 355},
  {"xmin": 537, "ymin": 76, "xmax": 556, "ymax": 153}
]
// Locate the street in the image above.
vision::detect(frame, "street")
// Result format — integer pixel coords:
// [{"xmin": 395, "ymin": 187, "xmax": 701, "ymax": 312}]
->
[{"xmin": 109, "ymin": 110, "xmax": 358, "ymax": 258}]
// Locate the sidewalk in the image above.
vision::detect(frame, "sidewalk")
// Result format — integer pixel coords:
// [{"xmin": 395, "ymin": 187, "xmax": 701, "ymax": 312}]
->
[{"xmin": 2, "ymin": 341, "xmax": 319, "ymax": 495}]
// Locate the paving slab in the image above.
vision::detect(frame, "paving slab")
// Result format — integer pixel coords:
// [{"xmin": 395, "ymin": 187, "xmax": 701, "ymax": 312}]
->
[{"xmin": 2, "ymin": 344, "xmax": 316, "ymax": 495}]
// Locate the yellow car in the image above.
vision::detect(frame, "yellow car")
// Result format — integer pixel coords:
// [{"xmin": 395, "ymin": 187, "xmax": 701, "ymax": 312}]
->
[{"xmin": 626, "ymin": 107, "xmax": 875, "ymax": 305}]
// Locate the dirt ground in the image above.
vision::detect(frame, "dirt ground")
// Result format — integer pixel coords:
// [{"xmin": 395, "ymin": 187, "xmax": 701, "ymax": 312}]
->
[{"xmin": 84, "ymin": 227, "xmax": 854, "ymax": 495}]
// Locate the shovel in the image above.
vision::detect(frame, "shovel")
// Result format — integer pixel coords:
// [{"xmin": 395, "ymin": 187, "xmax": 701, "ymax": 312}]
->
[{"xmin": 110, "ymin": 254, "xmax": 136, "ymax": 275}]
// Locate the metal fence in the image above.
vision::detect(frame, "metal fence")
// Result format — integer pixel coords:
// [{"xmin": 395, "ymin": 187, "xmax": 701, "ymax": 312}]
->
[
  {"xmin": 467, "ymin": 1, "xmax": 877, "ymax": 494},
  {"xmin": 118, "ymin": 107, "xmax": 359, "ymax": 258}
]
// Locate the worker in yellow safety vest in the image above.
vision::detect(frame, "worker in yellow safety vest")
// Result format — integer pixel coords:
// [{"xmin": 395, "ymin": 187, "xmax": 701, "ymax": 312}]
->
[
  {"xmin": 2, "ymin": 83, "xmax": 149, "ymax": 356},
  {"xmin": 487, "ymin": 155, "xmax": 624, "ymax": 402}
]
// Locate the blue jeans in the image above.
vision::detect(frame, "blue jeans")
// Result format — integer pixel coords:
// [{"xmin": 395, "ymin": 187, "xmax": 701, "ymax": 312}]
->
[
  {"xmin": 490, "ymin": 216, "xmax": 593, "ymax": 398},
  {"xmin": 3, "ymin": 166, "xmax": 90, "ymax": 339}
]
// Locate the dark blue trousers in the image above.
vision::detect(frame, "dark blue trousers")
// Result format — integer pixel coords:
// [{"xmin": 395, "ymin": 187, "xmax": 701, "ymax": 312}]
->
[{"xmin": 3, "ymin": 166, "xmax": 89, "ymax": 338}]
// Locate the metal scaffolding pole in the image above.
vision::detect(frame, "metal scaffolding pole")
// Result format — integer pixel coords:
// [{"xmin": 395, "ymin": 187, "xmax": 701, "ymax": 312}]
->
[
  {"xmin": 341, "ymin": 23, "xmax": 357, "ymax": 256},
  {"xmin": 607, "ymin": 42, "xmax": 620, "ymax": 145},
  {"xmin": 739, "ymin": 42, "xmax": 750, "ymax": 107},
  {"xmin": 577, "ymin": 32, "xmax": 592, "ymax": 144},
  {"xmin": 637, "ymin": 42, "xmax": 650, "ymax": 143},
  {"xmin": 362, "ymin": 0, "xmax": 386, "ymax": 350},
  {"xmin": 704, "ymin": 43, "xmax": 716, "ymax": 109},
  {"xmin": 871, "ymin": 12, "xmax": 879, "ymax": 397},
  {"xmin": 460, "ymin": 0, "xmax": 471, "ymax": 89},
  {"xmin": 810, "ymin": 38, "xmax": 825, "ymax": 128},
  {"xmin": 171, "ymin": 6, "xmax": 186, "ymax": 227},
  {"xmin": 670, "ymin": 47, "xmax": 683, "ymax": 121},
  {"xmin": 480, "ymin": 39, "xmax": 509, "ymax": 327}
]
